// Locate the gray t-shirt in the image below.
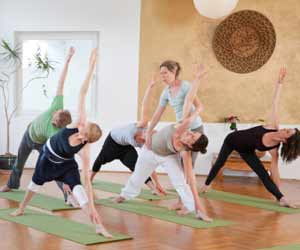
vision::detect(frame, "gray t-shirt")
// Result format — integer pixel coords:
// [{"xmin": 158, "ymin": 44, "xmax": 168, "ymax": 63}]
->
[
  {"xmin": 151, "ymin": 124, "xmax": 177, "ymax": 156},
  {"xmin": 110, "ymin": 123, "xmax": 144, "ymax": 148}
]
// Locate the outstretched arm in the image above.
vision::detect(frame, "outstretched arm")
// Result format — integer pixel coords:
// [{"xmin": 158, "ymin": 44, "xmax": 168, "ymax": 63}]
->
[
  {"xmin": 76, "ymin": 49, "xmax": 97, "ymax": 127},
  {"xmin": 174, "ymin": 64, "xmax": 207, "ymax": 137},
  {"xmin": 78, "ymin": 145, "xmax": 112, "ymax": 237},
  {"xmin": 182, "ymin": 64, "xmax": 207, "ymax": 120},
  {"xmin": 56, "ymin": 47, "xmax": 75, "ymax": 96},
  {"xmin": 79, "ymin": 145, "xmax": 95, "ymax": 208},
  {"xmin": 267, "ymin": 67, "xmax": 286, "ymax": 130},
  {"xmin": 269, "ymin": 148, "xmax": 281, "ymax": 187},
  {"xmin": 145, "ymin": 105, "xmax": 166, "ymax": 148},
  {"xmin": 181, "ymin": 151, "xmax": 212, "ymax": 221},
  {"xmin": 137, "ymin": 74, "xmax": 159, "ymax": 128},
  {"xmin": 150, "ymin": 171, "xmax": 167, "ymax": 195}
]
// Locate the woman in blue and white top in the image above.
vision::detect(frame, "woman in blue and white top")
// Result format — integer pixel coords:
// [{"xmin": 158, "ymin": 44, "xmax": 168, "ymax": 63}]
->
[
  {"xmin": 145, "ymin": 60, "xmax": 205, "ymax": 211},
  {"xmin": 116, "ymin": 65, "xmax": 212, "ymax": 221},
  {"xmin": 146, "ymin": 60, "xmax": 204, "ymax": 163}
]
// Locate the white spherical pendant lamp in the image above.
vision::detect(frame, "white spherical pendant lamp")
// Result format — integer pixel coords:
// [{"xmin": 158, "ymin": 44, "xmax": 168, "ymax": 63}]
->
[{"xmin": 193, "ymin": 0, "xmax": 239, "ymax": 19}]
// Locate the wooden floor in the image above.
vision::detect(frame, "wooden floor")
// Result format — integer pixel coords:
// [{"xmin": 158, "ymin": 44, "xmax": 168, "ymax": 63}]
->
[{"xmin": 0, "ymin": 169, "xmax": 300, "ymax": 250}]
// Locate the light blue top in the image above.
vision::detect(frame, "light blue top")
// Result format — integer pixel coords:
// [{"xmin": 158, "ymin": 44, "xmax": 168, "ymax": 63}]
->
[
  {"xmin": 110, "ymin": 123, "xmax": 144, "ymax": 148},
  {"xmin": 159, "ymin": 80, "xmax": 202, "ymax": 130}
]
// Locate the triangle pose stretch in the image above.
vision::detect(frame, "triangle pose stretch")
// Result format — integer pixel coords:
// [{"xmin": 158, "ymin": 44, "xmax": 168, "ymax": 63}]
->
[
  {"xmin": 90, "ymin": 76, "xmax": 166, "ymax": 195},
  {"xmin": 115, "ymin": 64, "xmax": 213, "ymax": 221},
  {"xmin": 144, "ymin": 60, "xmax": 206, "ymax": 211},
  {"xmin": 0, "ymin": 48, "xmax": 74, "ymax": 203},
  {"xmin": 11, "ymin": 49, "xmax": 112, "ymax": 237},
  {"xmin": 2, "ymin": 49, "xmax": 300, "ymax": 239},
  {"xmin": 200, "ymin": 68, "xmax": 300, "ymax": 208}
]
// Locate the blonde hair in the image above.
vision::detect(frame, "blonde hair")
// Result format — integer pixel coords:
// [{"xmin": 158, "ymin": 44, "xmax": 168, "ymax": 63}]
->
[{"xmin": 87, "ymin": 122, "xmax": 102, "ymax": 143}]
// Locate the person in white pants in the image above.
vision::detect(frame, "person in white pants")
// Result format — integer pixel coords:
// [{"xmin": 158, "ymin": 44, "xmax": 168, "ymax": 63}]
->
[
  {"xmin": 115, "ymin": 65, "xmax": 212, "ymax": 222},
  {"xmin": 121, "ymin": 146, "xmax": 195, "ymax": 211}
]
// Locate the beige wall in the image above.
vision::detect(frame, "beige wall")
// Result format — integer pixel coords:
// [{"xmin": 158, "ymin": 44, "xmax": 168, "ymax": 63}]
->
[{"xmin": 138, "ymin": 0, "xmax": 300, "ymax": 124}]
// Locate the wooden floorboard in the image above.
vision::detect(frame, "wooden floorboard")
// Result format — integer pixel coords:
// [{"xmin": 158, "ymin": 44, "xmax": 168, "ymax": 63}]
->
[{"xmin": 0, "ymin": 169, "xmax": 300, "ymax": 250}]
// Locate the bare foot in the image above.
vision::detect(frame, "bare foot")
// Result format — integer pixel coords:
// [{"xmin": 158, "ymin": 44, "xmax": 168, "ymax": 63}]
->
[
  {"xmin": 0, "ymin": 185, "xmax": 11, "ymax": 192},
  {"xmin": 196, "ymin": 210, "xmax": 213, "ymax": 222},
  {"xmin": 279, "ymin": 197, "xmax": 298, "ymax": 208},
  {"xmin": 96, "ymin": 224, "xmax": 113, "ymax": 238},
  {"xmin": 176, "ymin": 207, "xmax": 190, "ymax": 216},
  {"xmin": 10, "ymin": 209, "xmax": 24, "ymax": 217},
  {"xmin": 113, "ymin": 196, "xmax": 125, "ymax": 203},
  {"xmin": 199, "ymin": 185, "xmax": 210, "ymax": 194},
  {"xmin": 169, "ymin": 201, "xmax": 184, "ymax": 211}
]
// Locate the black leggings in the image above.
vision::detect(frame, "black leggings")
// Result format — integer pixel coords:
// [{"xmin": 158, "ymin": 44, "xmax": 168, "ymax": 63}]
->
[
  {"xmin": 92, "ymin": 134, "xmax": 151, "ymax": 184},
  {"xmin": 205, "ymin": 141, "xmax": 284, "ymax": 201}
]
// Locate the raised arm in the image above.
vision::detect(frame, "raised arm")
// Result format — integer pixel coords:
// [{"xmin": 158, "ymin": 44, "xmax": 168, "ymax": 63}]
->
[
  {"xmin": 76, "ymin": 49, "xmax": 97, "ymax": 126},
  {"xmin": 137, "ymin": 74, "xmax": 159, "ymax": 128},
  {"xmin": 182, "ymin": 64, "xmax": 207, "ymax": 120},
  {"xmin": 267, "ymin": 67, "xmax": 287, "ymax": 130},
  {"xmin": 56, "ymin": 47, "xmax": 75, "ymax": 96},
  {"xmin": 174, "ymin": 65, "xmax": 207, "ymax": 137}
]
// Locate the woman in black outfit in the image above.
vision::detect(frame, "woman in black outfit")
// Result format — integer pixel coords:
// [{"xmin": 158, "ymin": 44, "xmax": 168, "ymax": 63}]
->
[{"xmin": 201, "ymin": 67, "xmax": 300, "ymax": 208}]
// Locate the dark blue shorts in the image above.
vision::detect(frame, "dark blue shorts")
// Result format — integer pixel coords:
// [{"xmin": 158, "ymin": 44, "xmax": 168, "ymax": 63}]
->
[{"xmin": 32, "ymin": 146, "xmax": 81, "ymax": 190}]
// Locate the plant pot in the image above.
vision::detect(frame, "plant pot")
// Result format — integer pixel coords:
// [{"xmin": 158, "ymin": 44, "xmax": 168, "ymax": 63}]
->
[{"xmin": 0, "ymin": 154, "xmax": 17, "ymax": 170}]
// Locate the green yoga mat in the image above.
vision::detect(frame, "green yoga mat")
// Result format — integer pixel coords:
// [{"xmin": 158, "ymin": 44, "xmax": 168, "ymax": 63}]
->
[
  {"xmin": 93, "ymin": 180, "xmax": 177, "ymax": 201},
  {"xmin": 0, "ymin": 190, "xmax": 78, "ymax": 211},
  {"xmin": 0, "ymin": 208, "xmax": 132, "ymax": 245},
  {"xmin": 259, "ymin": 244, "xmax": 300, "ymax": 250},
  {"xmin": 200, "ymin": 189, "xmax": 300, "ymax": 214},
  {"xmin": 96, "ymin": 198, "xmax": 233, "ymax": 229},
  {"xmin": 168, "ymin": 189, "xmax": 300, "ymax": 214}
]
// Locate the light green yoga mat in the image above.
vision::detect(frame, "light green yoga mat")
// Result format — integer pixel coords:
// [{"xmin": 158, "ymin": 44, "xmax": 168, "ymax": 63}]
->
[
  {"xmin": 93, "ymin": 180, "xmax": 177, "ymax": 201},
  {"xmin": 168, "ymin": 189, "xmax": 300, "ymax": 214},
  {"xmin": 96, "ymin": 198, "xmax": 234, "ymax": 229},
  {"xmin": 259, "ymin": 244, "xmax": 300, "ymax": 250},
  {"xmin": 0, "ymin": 208, "xmax": 132, "ymax": 245},
  {"xmin": 0, "ymin": 190, "xmax": 78, "ymax": 211},
  {"xmin": 200, "ymin": 189, "xmax": 300, "ymax": 214}
]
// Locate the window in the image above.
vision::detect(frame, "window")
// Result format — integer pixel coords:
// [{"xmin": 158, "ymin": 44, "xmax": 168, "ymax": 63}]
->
[{"xmin": 15, "ymin": 31, "xmax": 99, "ymax": 117}]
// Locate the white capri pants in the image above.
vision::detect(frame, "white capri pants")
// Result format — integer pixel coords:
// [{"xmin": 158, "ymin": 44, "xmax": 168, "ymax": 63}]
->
[{"xmin": 121, "ymin": 146, "xmax": 195, "ymax": 212}]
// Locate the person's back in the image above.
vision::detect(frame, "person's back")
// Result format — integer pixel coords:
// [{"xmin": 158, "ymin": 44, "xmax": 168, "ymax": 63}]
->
[
  {"xmin": 151, "ymin": 124, "xmax": 177, "ymax": 156},
  {"xmin": 226, "ymin": 126, "xmax": 279, "ymax": 152},
  {"xmin": 49, "ymin": 127, "xmax": 86, "ymax": 158}
]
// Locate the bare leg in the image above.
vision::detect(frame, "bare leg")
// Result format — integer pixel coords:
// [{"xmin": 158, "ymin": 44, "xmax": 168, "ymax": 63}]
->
[{"xmin": 10, "ymin": 189, "xmax": 36, "ymax": 216}]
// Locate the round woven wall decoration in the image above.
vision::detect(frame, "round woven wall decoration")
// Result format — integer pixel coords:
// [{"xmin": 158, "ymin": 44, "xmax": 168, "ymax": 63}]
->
[{"xmin": 213, "ymin": 10, "xmax": 276, "ymax": 73}]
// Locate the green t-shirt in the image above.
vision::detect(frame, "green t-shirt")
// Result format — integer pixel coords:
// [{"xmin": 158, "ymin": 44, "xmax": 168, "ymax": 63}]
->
[{"xmin": 29, "ymin": 95, "xmax": 64, "ymax": 144}]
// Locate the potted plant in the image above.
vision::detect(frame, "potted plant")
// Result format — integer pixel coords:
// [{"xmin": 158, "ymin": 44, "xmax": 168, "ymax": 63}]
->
[
  {"xmin": 224, "ymin": 115, "xmax": 240, "ymax": 131},
  {"xmin": 0, "ymin": 39, "xmax": 54, "ymax": 170}
]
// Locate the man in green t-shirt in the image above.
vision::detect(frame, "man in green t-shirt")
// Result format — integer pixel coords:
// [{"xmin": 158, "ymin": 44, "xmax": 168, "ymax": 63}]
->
[{"xmin": 0, "ymin": 47, "xmax": 75, "ymax": 195}]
